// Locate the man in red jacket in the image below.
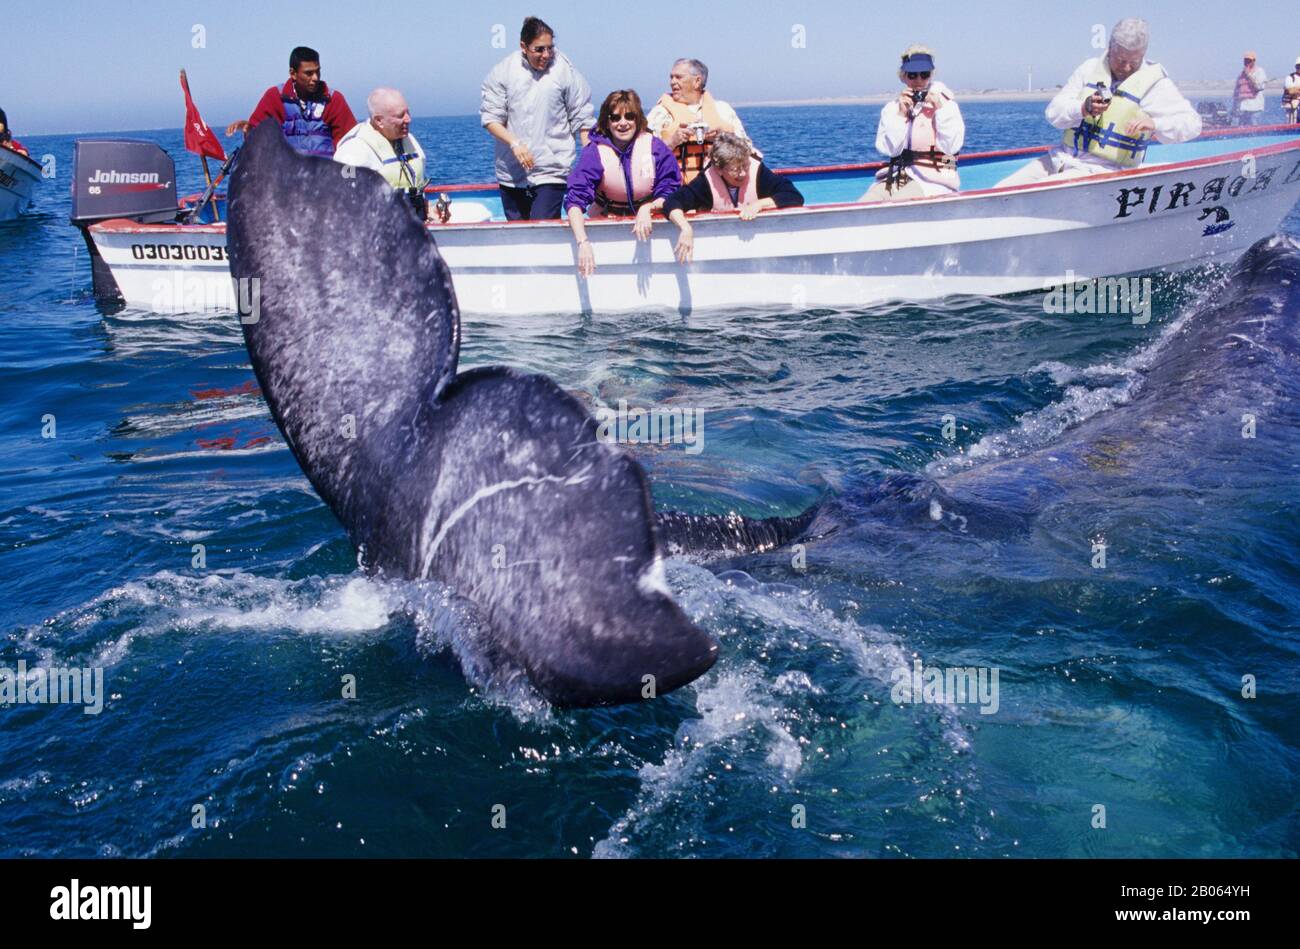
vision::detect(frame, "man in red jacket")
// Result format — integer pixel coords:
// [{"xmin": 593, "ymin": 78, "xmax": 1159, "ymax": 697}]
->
[{"xmin": 226, "ymin": 46, "xmax": 356, "ymax": 157}]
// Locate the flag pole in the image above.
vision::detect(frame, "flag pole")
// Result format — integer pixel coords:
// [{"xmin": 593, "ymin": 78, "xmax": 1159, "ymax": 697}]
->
[{"xmin": 201, "ymin": 154, "xmax": 219, "ymax": 221}]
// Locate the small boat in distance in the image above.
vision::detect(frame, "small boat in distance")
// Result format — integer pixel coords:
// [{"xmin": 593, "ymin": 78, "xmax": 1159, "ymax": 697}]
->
[
  {"xmin": 70, "ymin": 125, "xmax": 1300, "ymax": 316},
  {"xmin": 0, "ymin": 146, "xmax": 41, "ymax": 221}
]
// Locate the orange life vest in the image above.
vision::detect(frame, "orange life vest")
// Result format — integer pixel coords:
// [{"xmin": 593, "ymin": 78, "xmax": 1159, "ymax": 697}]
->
[
  {"xmin": 1234, "ymin": 70, "xmax": 1259, "ymax": 101},
  {"xmin": 703, "ymin": 156, "xmax": 760, "ymax": 211},
  {"xmin": 653, "ymin": 91, "xmax": 735, "ymax": 183},
  {"xmin": 589, "ymin": 132, "xmax": 657, "ymax": 218}
]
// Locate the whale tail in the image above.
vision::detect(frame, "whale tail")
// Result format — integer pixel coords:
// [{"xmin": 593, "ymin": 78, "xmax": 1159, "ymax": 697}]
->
[{"xmin": 226, "ymin": 123, "xmax": 717, "ymax": 707}]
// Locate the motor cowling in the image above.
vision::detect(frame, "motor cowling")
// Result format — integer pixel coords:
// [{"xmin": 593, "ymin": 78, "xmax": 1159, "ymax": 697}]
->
[
  {"xmin": 70, "ymin": 140, "xmax": 180, "ymax": 302},
  {"xmin": 70, "ymin": 139, "xmax": 178, "ymax": 226}
]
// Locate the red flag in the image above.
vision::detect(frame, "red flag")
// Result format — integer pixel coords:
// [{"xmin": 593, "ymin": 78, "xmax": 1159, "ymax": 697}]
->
[{"xmin": 180, "ymin": 69, "xmax": 226, "ymax": 162}]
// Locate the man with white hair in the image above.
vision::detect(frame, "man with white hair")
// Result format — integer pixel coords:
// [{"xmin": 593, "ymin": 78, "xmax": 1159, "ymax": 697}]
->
[
  {"xmin": 334, "ymin": 87, "xmax": 429, "ymax": 217},
  {"xmin": 646, "ymin": 58, "xmax": 751, "ymax": 183},
  {"xmin": 996, "ymin": 17, "xmax": 1201, "ymax": 186}
]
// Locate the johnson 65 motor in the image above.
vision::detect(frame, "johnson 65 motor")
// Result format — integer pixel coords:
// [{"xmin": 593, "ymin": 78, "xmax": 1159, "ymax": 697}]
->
[{"xmin": 70, "ymin": 140, "xmax": 179, "ymax": 301}]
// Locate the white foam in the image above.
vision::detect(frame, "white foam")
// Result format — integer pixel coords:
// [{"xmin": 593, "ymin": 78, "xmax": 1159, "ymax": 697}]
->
[
  {"xmin": 594, "ymin": 562, "xmax": 971, "ymax": 857},
  {"xmin": 926, "ymin": 300, "xmax": 1209, "ymax": 479},
  {"xmin": 594, "ymin": 666, "xmax": 799, "ymax": 859}
]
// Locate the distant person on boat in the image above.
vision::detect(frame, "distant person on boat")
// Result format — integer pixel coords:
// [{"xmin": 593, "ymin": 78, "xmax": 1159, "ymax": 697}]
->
[
  {"xmin": 0, "ymin": 109, "xmax": 29, "ymax": 157},
  {"xmin": 1284, "ymin": 58, "xmax": 1300, "ymax": 124},
  {"xmin": 646, "ymin": 59, "xmax": 752, "ymax": 184},
  {"xmin": 663, "ymin": 132, "xmax": 804, "ymax": 264},
  {"xmin": 334, "ymin": 88, "xmax": 430, "ymax": 219},
  {"xmin": 995, "ymin": 17, "xmax": 1200, "ymax": 187},
  {"xmin": 481, "ymin": 16, "xmax": 595, "ymax": 221},
  {"xmin": 225, "ymin": 46, "xmax": 357, "ymax": 157},
  {"xmin": 861, "ymin": 45, "xmax": 964, "ymax": 201},
  {"xmin": 564, "ymin": 90, "xmax": 682, "ymax": 276},
  {"xmin": 1232, "ymin": 52, "xmax": 1266, "ymax": 127}
]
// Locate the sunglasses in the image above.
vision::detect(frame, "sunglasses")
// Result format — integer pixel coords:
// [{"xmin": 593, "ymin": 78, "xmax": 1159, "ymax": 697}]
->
[
  {"xmin": 906, "ymin": 71, "xmax": 932, "ymax": 80},
  {"xmin": 609, "ymin": 112, "xmax": 637, "ymax": 122}
]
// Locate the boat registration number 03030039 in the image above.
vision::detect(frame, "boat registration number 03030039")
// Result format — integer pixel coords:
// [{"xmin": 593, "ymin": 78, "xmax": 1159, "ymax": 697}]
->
[{"xmin": 130, "ymin": 243, "xmax": 227, "ymax": 262}]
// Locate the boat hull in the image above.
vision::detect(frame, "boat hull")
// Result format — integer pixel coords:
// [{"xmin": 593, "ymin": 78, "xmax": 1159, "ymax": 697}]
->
[
  {"xmin": 0, "ymin": 148, "xmax": 41, "ymax": 221},
  {"xmin": 83, "ymin": 132, "xmax": 1300, "ymax": 315}
]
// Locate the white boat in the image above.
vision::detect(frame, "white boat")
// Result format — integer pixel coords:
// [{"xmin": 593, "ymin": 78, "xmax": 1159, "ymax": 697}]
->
[
  {"xmin": 72, "ymin": 126, "xmax": 1300, "ymax": 315},
  {"xmin": 0, "ymin": 146, "xmax": 41, "ymax": 221}
]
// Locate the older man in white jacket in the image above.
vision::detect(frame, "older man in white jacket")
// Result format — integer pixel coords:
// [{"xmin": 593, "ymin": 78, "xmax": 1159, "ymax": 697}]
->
[
  {"xmin": 480, "ymin": 15, "xmax": 595, "ymax": 220},
  {"xmin": 997, "ymin": 17, "xmax": 1201, "ymax": 187}
]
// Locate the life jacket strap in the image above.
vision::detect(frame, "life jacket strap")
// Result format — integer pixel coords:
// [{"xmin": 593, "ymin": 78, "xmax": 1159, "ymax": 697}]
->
[
  {"xmin": 1071, "ymin": 121, "xmax": 1149, "ymax": 160},
  {"xmin": 594, "ymin": 192, "xmax": 648, "ymax": 216}
]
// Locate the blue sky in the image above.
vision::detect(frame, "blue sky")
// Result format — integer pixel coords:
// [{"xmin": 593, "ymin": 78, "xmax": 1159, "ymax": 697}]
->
[{"xmin": 6, "ymin": 0, "xmax": 1294, "ymax": 134}]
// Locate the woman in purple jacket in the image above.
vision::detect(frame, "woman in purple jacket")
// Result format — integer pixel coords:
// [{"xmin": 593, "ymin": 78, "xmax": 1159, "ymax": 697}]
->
[{"xmin": 564, "ymin": 89, "xmax": 681, "ymax": 277}]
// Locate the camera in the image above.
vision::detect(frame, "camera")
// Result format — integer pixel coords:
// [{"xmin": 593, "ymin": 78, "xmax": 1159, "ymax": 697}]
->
[{"xmin": 688, "ymin": 122, "xmax": 708, "ymax": 145}]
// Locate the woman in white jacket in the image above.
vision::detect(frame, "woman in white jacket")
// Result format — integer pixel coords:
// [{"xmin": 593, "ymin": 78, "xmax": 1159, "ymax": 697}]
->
[{"xmin": 861, "ymin": 45, "xmax": 965, "ymax": 201}]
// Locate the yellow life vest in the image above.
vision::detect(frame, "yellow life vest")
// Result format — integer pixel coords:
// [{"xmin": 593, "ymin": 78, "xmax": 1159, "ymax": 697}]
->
[
  {"xmin": 1063, "ymin": 61, "xmax": 1168, "ymax": 168},
  {"xmin": 653, "ymin": 91, "xmax": 735, "ymax": 184},
  {"xmin": 345, "ymin": 121, "xmax": 426, "ymax": 190}
]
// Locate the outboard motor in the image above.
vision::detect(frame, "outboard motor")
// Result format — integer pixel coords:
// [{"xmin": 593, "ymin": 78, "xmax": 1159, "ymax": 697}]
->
[
  {"xmin": 70, "ymin": 140, "xmax": 179, "ymax": 301},
  {"xmin": 1195, "ymin": 100, "xmax": 1232, "ymax": 130}
]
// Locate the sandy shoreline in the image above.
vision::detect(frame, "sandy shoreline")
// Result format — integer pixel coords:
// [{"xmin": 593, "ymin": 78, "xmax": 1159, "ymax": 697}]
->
[{"xmin": 736, "ymin": 81, "xmax": 1273, "ymax": 108}]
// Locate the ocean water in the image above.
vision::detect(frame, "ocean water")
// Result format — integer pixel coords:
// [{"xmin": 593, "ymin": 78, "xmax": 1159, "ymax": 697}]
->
[{"xmin": 1, "ymin": 101, "xmax": 1298, "ymax": 858}]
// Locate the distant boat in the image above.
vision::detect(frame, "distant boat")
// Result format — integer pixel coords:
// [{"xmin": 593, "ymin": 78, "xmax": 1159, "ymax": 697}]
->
[
  {"xmin": 70, "ymin": 125, "xmax": 1300, "ymax": 315},
  {"xmin": 0, "ymin": 146, "xmax": 41, "ymax": 221}
]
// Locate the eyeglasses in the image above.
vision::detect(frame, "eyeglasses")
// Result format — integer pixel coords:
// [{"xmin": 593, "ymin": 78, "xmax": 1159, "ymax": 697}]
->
[
  {"xmin": 529, "ymin": 44, "xmax": 554, "ymax": 54},
  {"xmin": 906, "ymin": 71, "xmax": 932, "ymax": 80},
  {"xmin": 609, "ymin": 112, "xmax": 636, "ymax": 122}
]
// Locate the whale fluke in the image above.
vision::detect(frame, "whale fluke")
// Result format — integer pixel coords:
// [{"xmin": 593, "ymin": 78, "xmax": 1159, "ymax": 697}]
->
[{"xmin": 226, "ymin": 122, "xmax": 717, "ymax": 707}]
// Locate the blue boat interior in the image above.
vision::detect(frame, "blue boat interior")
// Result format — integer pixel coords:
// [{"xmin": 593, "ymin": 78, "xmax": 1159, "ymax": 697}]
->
[{"xmin": 183, "ymin": 130, "xmax": 1300, "ymax": 225}]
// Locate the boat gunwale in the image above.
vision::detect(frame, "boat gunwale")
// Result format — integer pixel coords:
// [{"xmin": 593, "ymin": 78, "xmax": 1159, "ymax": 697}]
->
[
  {"xmin": 0, "ymin": 146, "xmax": 44, "ymax": 177},
  {"xmin": 90, "ymin": 124, "xmax": 1300, "ymax": 237}
]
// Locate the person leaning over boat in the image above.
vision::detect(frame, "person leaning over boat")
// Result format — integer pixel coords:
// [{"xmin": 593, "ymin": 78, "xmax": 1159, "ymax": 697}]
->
[
  {"xmin": 1232, "ymin": 52, "xmax": 1266, "ymax": 127},
  {"xmin": 225, "ymin": 46, "xmax": 356, "ymax": 157},
  {"xmin": 646, "ymin": 59, "xmax": 752, "ymax": 184},
  {"xmin": 333, "ymin": 88, "xmax": 430, "ymax": 219},
  {"xmin": 564, "ymin": 90, "xmax": 682, "ymax": 277},
  {"xmin": 1284, "ymin": 57, "xmax": 1300, "ymax": 124},
  {"xmin": 0, "ymin": 109, "xmax": 28, "ymax": 157},
  {"xmin": 662, "ymin": 132, "xmax": 803, "ymax": 264},
  {"xmin": 861, "ymin": 45, "xmax": 964, "ymax": 201},
  {"xmin": 995, "ymin": 17, "xmax": 1200, "ymax": 187},
  {"xmin": 480, "ymin": 16, "xmax": 595, "ymax": 221}
]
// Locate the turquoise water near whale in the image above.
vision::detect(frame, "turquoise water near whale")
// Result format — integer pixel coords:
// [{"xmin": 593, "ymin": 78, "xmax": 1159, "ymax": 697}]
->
[{"xmin": 2, "ymin": 102, "xmax": 1298, "ymax": 857}]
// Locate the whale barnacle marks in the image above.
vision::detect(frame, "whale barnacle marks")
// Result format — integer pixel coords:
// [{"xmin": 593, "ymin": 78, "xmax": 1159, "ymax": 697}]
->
[{"xmin": 227, "ymin": 123, "xmax": 718, "ymax": 707}]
